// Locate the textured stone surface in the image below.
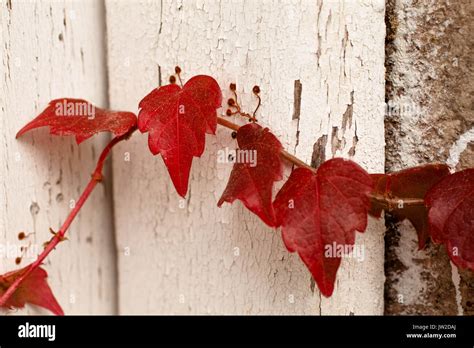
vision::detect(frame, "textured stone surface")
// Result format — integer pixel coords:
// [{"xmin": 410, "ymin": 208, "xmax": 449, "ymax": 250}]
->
[{"xmin": 385, "ymin": 0, "xmax": 474, "ymax": 315}]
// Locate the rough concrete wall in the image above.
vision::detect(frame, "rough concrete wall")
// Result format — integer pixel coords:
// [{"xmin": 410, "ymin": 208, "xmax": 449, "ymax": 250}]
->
[
  {"xmin": 106, "ymin": 0, "xmax": 386, "ymax": 314},
  {"xmin": 385, "ymin": 0, "xmax": 474, "ymax": 315},
  {"xmin": 0, "ymin": 0, "xmax": 117, "ymax": 314}
]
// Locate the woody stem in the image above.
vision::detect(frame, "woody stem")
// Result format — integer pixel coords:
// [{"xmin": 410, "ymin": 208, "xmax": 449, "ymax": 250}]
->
[
  {"xmin": 217, "ymin": 116, "xmax": 426, "ymax": 207},
  {"xmin": 0, "ymin": 126, "xmax": 137, "ymax": 308}
]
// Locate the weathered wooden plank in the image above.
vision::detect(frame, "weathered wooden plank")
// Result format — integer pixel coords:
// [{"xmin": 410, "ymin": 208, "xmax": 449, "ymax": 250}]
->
[
  {"xmin": 106, "ymin": 0, "xmax": 385, "ymax": 314},
  {"xmin": 0, "ymin": 0, "xmax": 116, "ymax": 314}
]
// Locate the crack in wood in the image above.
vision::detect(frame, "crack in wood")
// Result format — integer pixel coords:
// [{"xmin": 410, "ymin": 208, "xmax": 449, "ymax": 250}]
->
[
  {"xmin": 293, "ymin": 80, "xmax": 302, "ymax": 154},
  {"xmin": 292, "ymin": 80, "xmax": 302, "ymax": 120}
]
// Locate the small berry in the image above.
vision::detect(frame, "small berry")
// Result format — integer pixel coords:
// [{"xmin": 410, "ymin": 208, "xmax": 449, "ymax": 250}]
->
[
  {"xmin": 226, "ymin": 109, "xmax": 232, "ymax": 116},
  {"xmin": 18, "ymin": 232, "xmax": 26, "ymax": 240},
  {"xmin": 175, "ymin": 66, "xmax": 182, "ymax": 74},
  {"xmin": 227, "ymin": 98, "xmax": 235, "ymax": 106},
  {"xmin": 169, "ymin": 75, "xmax": 176, "ymax": 84},
  {"xmin": 15, "ymin": 257, "xmax": 21, "ymax": 265},
  {"xmin": 231, "ymin": 131, "xmax": 237, "ymax": 139},
  {"xmin": 252, "ymin": 85, "xmax": 260, "ymax": 94},
  {"xmin": 229, "ymin": 83, "xmax": 236, "ymax": 91}
]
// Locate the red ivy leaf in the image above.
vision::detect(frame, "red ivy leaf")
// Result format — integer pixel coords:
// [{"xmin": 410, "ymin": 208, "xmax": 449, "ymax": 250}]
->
[
  {"xmin": 425, "ymin": 169, "xmax": 474, "ymax": 270},
  {"xmin": 273, "ymin": 158, "xmax": 373, "ymax": 296},
  {"xmin": 138, "ymin": 76, "xmax": 222, "ymax": 197},
  {"xmin": 16, "ymin": 98, "xmax": 137, "ymax": 144},
  {"xmin": 218, "ymin": 123, "xmax": 283, "ymax": 227},
  {"xmin": 0, "ymin": 267, "xmax": 63, "ymax": 315},
  {"xmin": 370, "ymin": 164, "xmax": 450, "ymax": 249}
]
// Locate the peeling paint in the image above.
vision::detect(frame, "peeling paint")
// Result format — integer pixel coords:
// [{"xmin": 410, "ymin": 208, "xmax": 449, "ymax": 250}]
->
[
  {"xmin": 311, "ymin": 134, "xmax": 327, "ymax": 168},
  {"xmin": 292, "ymin": 80, "xmax": 302, "ymax": 121},
  {"xmin": 348, "ymin": 134, "xmax": 358, "ymax": 157},
  {"xmin": 342, "ymin": 91, "xmax": 354, "ymax": 132},
  {"xmin": 107, "ymin": 0, "xmax": 386, "ymax": 315}
]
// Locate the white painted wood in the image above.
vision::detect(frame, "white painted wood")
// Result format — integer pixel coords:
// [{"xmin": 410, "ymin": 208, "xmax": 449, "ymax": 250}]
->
[
  {"xmin": 0, "ymin": 0, "xmax": 117, "ymax": 314},
  {"xmin": 106, "ymin": 0, "xmax": 386, "ymax": 314}
]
